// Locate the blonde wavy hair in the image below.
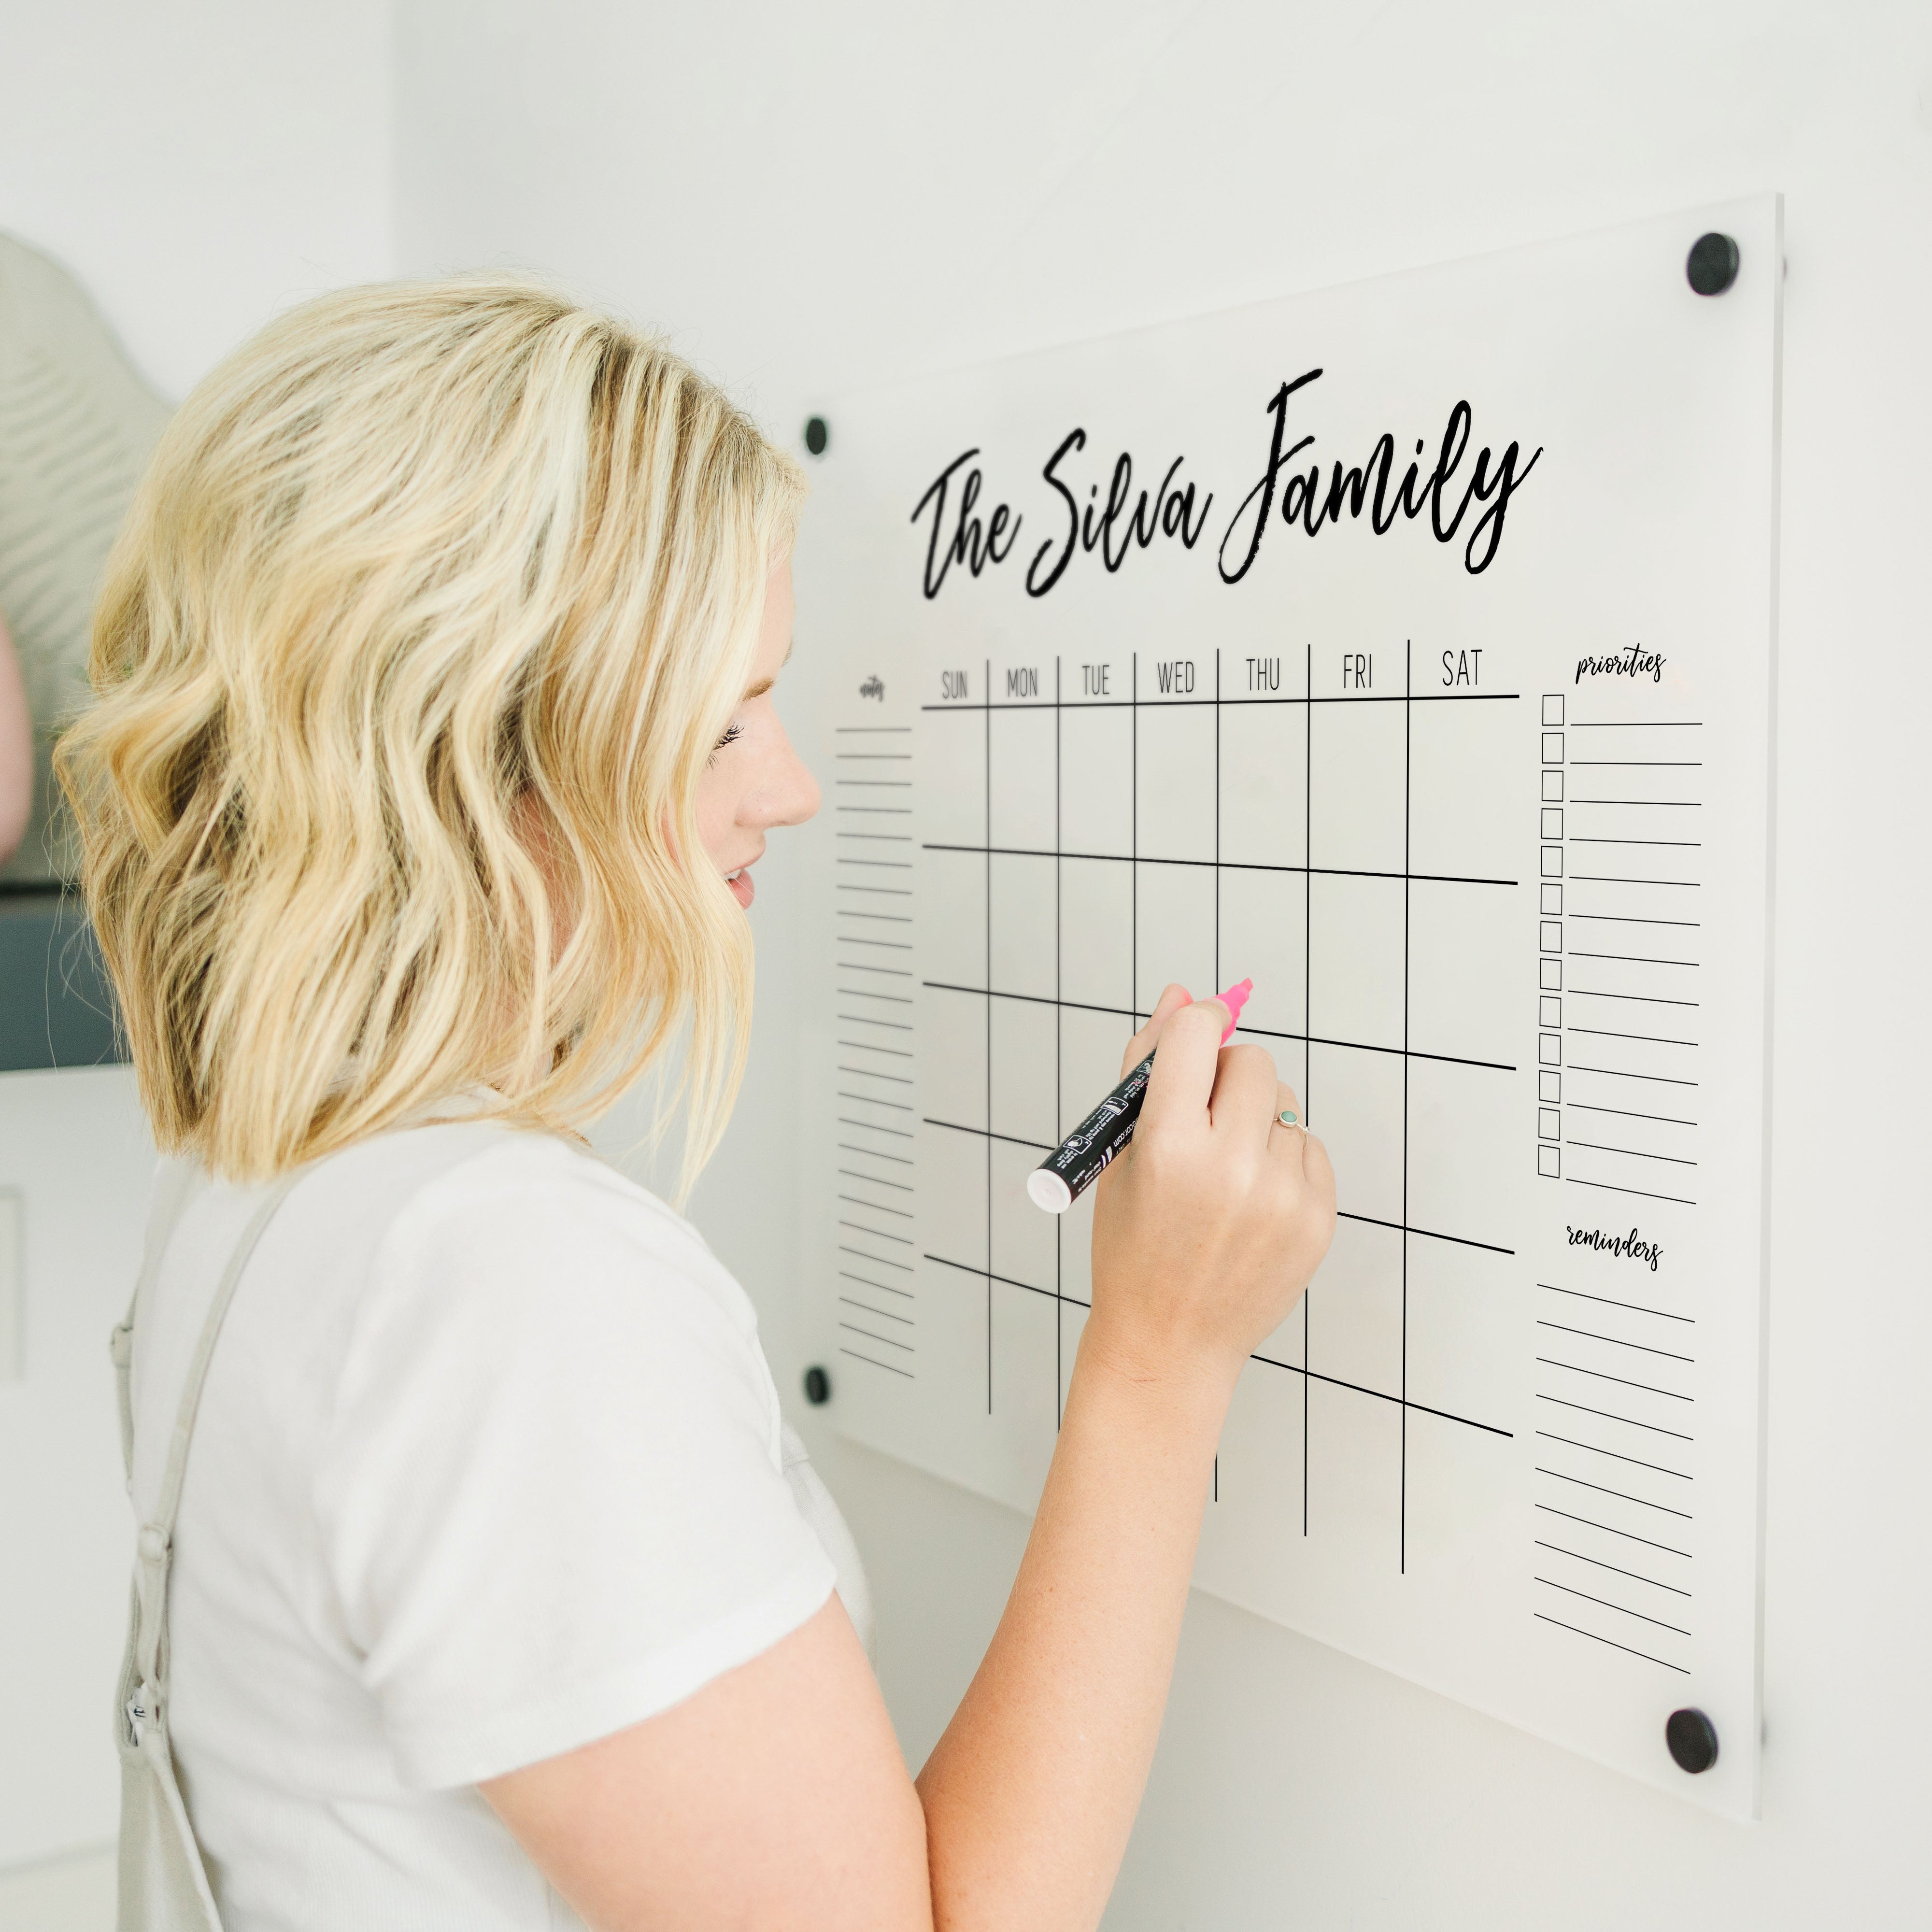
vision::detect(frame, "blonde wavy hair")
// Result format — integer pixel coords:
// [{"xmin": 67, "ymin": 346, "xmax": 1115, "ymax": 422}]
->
[{"xmin": 56, "ymin": 278, "xmax": 805, "ymax": 1190}]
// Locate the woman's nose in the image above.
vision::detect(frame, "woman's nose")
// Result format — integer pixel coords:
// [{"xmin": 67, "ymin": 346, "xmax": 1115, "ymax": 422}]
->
[{"xmin": 753, "ymin": 725, "xmax": 821, "ymax": 828}]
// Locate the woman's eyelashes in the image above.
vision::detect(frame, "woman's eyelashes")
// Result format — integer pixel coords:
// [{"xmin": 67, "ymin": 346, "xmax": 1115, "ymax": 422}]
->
[{"xmin": 708, "ymin": 722, "xmax": 744, "ymax": 766}]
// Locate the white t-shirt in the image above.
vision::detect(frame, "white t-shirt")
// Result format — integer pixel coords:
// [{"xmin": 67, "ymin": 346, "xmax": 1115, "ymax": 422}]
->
[{"xmin": 128, "ymin": 1119, "xmax": 869, "ymax": 1931}]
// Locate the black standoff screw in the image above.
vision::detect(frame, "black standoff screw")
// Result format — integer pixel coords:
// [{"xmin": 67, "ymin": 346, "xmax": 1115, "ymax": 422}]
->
[
  {"xmin": 1665, "ymin": 1706, "xmax": 1719, "ymax": 1774},
  {"xmin": 803, "ymin": 1364, "xmax": 832, "ymax": 1405},
  {"xmin": 1686, "ymin": 233, "xmax": 1740, "ymax": 297},
  {"xmin": 804, "ymin": 416, "xmax": 830, "ymax": 457}
]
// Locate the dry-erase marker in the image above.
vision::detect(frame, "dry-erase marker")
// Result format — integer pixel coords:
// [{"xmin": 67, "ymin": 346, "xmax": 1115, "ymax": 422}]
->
[{"xmin": 1027, "ymin": 980, "xmax": 1253, "ymax": 1214}]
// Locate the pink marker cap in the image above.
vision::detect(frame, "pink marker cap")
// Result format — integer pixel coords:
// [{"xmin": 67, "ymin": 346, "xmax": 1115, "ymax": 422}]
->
[{"xmin": 1215, "ymin": 978, "xmax": 1253, "ymax": 1043}]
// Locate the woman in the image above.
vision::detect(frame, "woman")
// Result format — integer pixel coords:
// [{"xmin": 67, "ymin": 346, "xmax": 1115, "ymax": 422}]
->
[{"xmin": 60, "ymin": 281, "xmax": 1336, "ymax": 1932}]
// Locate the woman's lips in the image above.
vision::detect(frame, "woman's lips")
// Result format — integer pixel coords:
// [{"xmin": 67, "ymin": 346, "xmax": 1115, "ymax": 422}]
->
[{"xmin": 726, "ymin": 866, "xmax": 754, "ymax": 909}]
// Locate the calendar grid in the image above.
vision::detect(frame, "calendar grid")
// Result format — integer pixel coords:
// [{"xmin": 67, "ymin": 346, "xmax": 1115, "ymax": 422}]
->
[{"xmin": 880, "ymin": 647, "xmax": 1526, "ymax": 1572}]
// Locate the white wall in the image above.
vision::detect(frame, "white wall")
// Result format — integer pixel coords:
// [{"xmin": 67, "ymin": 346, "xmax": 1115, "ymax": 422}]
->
[
  {"xmin": 0, "ymin": 0, "xmax": 394, "ymax": 1874},
  {"xmin": 396, "ymin": 2, "xmax": 1932, "ymax": 1926},
  {"xmin": 0, "ymin": 0, "xmax": 396, "ymax": 403}
]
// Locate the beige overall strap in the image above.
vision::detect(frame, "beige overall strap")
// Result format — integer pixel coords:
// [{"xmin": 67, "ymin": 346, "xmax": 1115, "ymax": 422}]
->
[
  {"xmin": 111, "ymin": 1162, "xmax": 199, "ymax": 1485},
  {"xmin": 130, "ymin": 1173, "xmax": 301, "ymax": 1701}
]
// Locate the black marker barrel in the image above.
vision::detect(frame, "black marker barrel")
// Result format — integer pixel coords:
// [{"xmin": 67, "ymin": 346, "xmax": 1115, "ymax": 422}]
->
[
  {"xmin": 1028, "ymin": 980, "xmax": 1253, "ymax": 1214},
  {"xmin": 1027, "ymin": 1053, "xmax": 1154, "ymax": 1214}
]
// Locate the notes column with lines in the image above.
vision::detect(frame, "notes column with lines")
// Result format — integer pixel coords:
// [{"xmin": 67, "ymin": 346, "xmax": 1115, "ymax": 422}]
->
[
  {"xmin": 1529, "ymin": 690, "xmax": 1711, "ymax": 1678},
  {"xmin": 830, "ymin": 718, "xmax": 920, "ymax": 1383}
]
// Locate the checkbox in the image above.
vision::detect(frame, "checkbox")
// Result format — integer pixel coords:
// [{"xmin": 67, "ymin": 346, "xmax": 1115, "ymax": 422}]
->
[
  {"xmin": 1542, "ymin": 695, "xmax": 1565, "ymax": 726},
  {"xmin": 1539, "ymin": 1070, "xmax": 1562, "ymax": 1102},
  {"xmin": 1538, "ymin": 1107, "xmax": 1560, "ymax": 1141},
  {"xmin": 1539, "ymin": 921, "xmax": 1563, "ymax": 953},
  {"xmin": 1540, "ymin": 846, "xmax": 1563, "ymax": 879},
  {"xmin": 1541, "ymin": 732, "xmax": 1564, "ymax": 765},
  {"xmin": 1537, "ymin": 1145, "xmax": 1561, "ymax": 1179},
  {"xmin": 1540, "ymin": 884, "xmax": 1563, "ymax": 915},
  {"xmin": 1539, "ymin": 995, "xmax": 1562, "ymax": 1027},
  {"xmin": 1539, "ymin": 1032, "xmax": 1562, "ymax": 1066},
  {"xmin": 1541, "ymin": 808, "xmax": 1564, "ymax": 840},
  {"xmin": 1541, "ymin": 771, "xmax": 1564, "ymax": 802},
  {"xmin": 1539, "ymin": 959, "xmax": 1562, "ymax": 990}
]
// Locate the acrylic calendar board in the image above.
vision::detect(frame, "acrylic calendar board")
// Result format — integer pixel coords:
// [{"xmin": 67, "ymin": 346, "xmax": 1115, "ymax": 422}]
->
[{"xmin": 794, "ymin": 198, "xmax": 1779, "ymax": 1816}]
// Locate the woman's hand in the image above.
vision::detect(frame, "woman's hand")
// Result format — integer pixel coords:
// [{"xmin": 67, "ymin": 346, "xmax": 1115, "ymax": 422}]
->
[{"xmin": 1087, "ymin": 984, "xmax": 1336, "ymax": 1395}]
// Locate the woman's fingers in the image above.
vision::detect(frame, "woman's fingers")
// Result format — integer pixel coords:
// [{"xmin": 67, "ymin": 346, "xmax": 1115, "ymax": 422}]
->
[
  {"xmin": 1137, "ymin": 996, "xmax": 1231, "ymax": 1135},
  {"xmin": 1119, "ymin": 982, "xmax": 1193, "ymax": 1077},
  {"xmin": 1205, "ymin": 1042, "xmax": 1278, "ymax": 1136}
]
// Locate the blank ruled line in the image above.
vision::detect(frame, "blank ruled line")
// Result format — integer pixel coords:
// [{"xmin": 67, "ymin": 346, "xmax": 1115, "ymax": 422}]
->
[
  {"xmin": 839, "ymin": 1346, "xmax": 914, "ymax": 1378},
  {"xmin": 837, "ymin": 1117, "xmax": 912, "ymax": 1136},
  {"xmin": 1569, "ymin": 912, "xmax": 1701, "ymax": 928},
  {"xmin": 1535, "ymin": 1431, "xmax": 1691, "ymax": 1479},
  {"xmin": 1569, "ymin": 1102, "xmax": 1698, "ymax": 1127},
  {"xmin": 838, "ymin": 1143, "xmax": 913, "ymax": 1165},
  {"xmin": 1536, "ymin": 1321, "xmax": 1693, "ymax": 1362},
  {"xmin": 1567, "ymin": 951, "xmax": 1700, "ymax": 967},
  {"xmin": 838, "ymin": 1166, "xmax": 913, "ymax": 1191},
  {"xmin": 1536, "ymin": 1358, "xmax": 1694, "ymax": 1401},
  {"xmin": 838, "ymin": 1321, "xmax": 914, "ymax": 1352},
  {"xmin": 838, "ymin": 1270, "xmax": 914, "ymax": 1299},
  {"xmin": 1566, "ymin": 1176, "xmax": 1699, "ymax": 1207},
  {"xmin": 1534, "ymin": 1577, "xmax": 1692, "ymax": 1636},
  {"xmin": 1539, "ymin": 1283, "xmax": 1693, "ymax": 1323},
  {"xmin": 1534, "ymin": 1540, "xmax": 1693, "ymax": 1596},
  {"xmin": 1534, "ymin": 1468, "xmax": 1692, "ymax": 1519},
  {"xmin": 838, "ymin": 1220, "xmax": 912, "ymax": 1246},
  {"xmin": 1568, "ymin": 988, "xmax": 1699, "ymax": 1007},
  {"xmin": 1533, "ymin": 1615, "xmax": 1690, "ymax": 1673},
  {"xmin": 838, "ymin": 1246, "xmax": 912, "ymax": 1272},
  {"xmin": 1536, "ymin": 1392, "xmax": 1694, "ymax": 1440},
  {"xmin": 839, "ymin": 1296, "xmax": 915, "ymax": 1326},
  {"xmin": 1567, "ymin": 1025, "xmax": 1699, "ymax": 1048},
  {"xmin": 1534, "ymin": 1504, "xmax": 1692, "ymax": 1559},
  {"xmin": 1565, "ymin": 1138, "xmax": 1698, "ymax": 1168},
  {"xmin": 837, "ymin": 1193, "xmax": 912, "ymax": 1220},
  {"xmin": 1566, "ymin": 1064, "xmax": 1698, "ymax": 1087}
]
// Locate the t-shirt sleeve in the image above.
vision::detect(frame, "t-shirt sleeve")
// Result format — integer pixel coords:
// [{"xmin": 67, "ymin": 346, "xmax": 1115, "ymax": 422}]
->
[{"xmin": 314, "ymin": 1141, "xmax": 837, "ymax": 1790}]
